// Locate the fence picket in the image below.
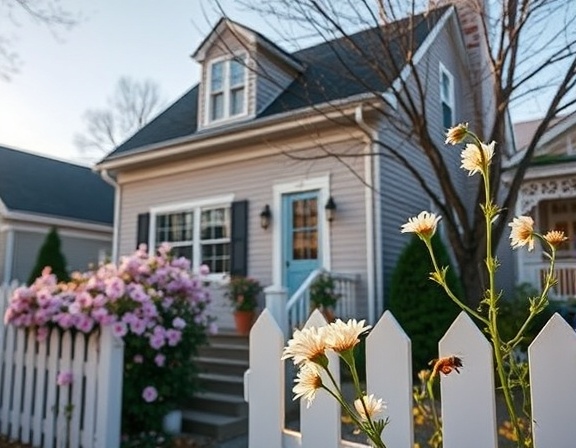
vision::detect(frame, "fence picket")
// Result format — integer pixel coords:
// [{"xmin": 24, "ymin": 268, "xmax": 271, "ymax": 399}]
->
[
  {"xmin": 0, "ymin": 323, "xmax": 14, "ymax": 435},
  {"xmin": 82, "ymin": 333, "xmax": 99, "ymax": 448},
  {"xmin": 20, "ymin": 331, "xmax": 36, "ymax": 442},
  {"xmin": 300, "ymin": 310, "xmax": 340, "ymax": 448},
  {"xmin": 529, "ymin": 313, "xmax": 576, "ymax": 447},
  {"xmin": 247, "ymin": 309, "xmax": 285, "ymax": 448},
  {"xmin": 439, "ymin": 312, "xmax": 497, "ymax": 448},
  {"xmin": 367, "ymin": 311, "xmax": 413, "ymax": 448},
  {"xmin": 70, "ymin": 332, "xmax": 86, "ymax": 447},
  {"xmin": 32, "ymin": 335, "xmax": 47, "ymax": 447},
  {"xmin": 43, "ymin": 329, "xmax": 59, "ymax": 448}
]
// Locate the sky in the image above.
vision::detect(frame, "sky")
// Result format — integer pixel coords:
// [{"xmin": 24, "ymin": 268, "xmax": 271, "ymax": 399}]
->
[
  {"xmin": 0, "ymin": 0, "xmax": 281, "ymax": 163},
  {"xmin": 0, "ymin": 1, "xmax": 550, "ymax": 165}
]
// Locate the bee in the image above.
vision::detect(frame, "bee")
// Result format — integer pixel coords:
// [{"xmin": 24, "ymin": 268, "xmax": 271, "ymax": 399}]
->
[{"xmin": 430, "ymin": 356, "xmax": 463, "ymax": 377}]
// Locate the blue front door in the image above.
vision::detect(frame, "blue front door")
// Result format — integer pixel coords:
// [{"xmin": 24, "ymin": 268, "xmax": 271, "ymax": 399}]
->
[{"xmin": 282, "ymin": 191, "xmax": 321, "ymax": 297}]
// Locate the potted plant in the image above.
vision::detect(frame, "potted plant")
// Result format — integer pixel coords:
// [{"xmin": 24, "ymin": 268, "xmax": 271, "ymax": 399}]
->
[
  {"xmin": 226, "ymin": 276, "xmax": 263, "ymax": 335},
  {"xmin": 309, "ymin": 273, "xmax": 340, "ymax": 322}
]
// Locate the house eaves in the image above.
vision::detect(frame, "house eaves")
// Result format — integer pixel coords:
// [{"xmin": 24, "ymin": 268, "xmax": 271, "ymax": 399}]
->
[
  {"xmin": 1, "ymin": 208, "xmax": 113, "ymax": 233},
  {"xmin": 95, "ymin": 93, "xmax": 380, "ymax": 172}
]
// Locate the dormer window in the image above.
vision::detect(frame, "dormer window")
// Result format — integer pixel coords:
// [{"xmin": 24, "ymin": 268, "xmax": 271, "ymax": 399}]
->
[{"xmin": 208, "ymin": 56, "xmax": 247, "ymax": 123}]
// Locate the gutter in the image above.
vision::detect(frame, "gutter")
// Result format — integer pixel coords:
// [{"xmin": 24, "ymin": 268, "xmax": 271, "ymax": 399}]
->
[
  {"xmin": 99, "ymin": 169, "xmax": 121, "ymax": 263},
  {"xmin": 94, "ymin": 93, "xmax": 379, "ymax": 172},
  {"xmin": 354, "ymin": 103, "xmax": 382, "ymax": 324}
]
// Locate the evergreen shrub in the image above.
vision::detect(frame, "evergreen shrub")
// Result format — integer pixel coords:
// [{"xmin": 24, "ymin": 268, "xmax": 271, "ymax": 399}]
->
[{"xmin": 389, "ymin": 233, "xmax": 462, "ymax": 374}]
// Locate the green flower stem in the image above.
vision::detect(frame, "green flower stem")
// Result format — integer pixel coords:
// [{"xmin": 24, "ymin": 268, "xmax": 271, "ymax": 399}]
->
[
  {"xmin": 479, "ymin": 158, "xmax": 525, "ymax": 447},
  {"xmin": 424, "ymin": 240, "xmax": 488, "ymax": 325},
  {"xmin": 322, "ymin": 356, "xmax": 386, "ymax": 448},
  {"xmin": 426, "ymin": 376, "xmax": 442, "ymax": 435},
  {"xmin": 508, "ymin": 240, "xmax": 556, "ymax": 351}
]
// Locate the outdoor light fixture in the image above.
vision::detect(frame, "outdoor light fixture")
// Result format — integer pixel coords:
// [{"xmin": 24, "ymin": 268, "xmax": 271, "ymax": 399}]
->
[
  {"xmin": 325, "ymin": 196, "xmax": 337, "ymax": 222},
  {"xmin": 260, "ymin": 204, "xmax": 271, "ymax": 229}
]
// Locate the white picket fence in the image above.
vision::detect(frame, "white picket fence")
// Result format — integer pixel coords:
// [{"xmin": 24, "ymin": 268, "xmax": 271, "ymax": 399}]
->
[
  {"xmin": 0, "ymin": 283, "xmax": 123, "ymax": 448},
  {"xmin": 245, "ymin": 308, "xmax": 576, "ymax": 448}
]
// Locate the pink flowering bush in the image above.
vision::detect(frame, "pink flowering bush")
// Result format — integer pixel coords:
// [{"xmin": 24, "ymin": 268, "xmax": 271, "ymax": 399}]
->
[{"xmin": 5, "ymin": 243, "xmax": 215, "ymax": 438}]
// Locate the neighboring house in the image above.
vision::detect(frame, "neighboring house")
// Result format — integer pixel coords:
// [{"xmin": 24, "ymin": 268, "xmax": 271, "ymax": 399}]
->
[
  {"xmin": 0, "ymin": 145, "xmax": 114, "ymax": 284},
  {"xmin": 95, "ymin": 4, "xmax": 492, "ymax": 330},
  {"xmin": 511, "ymin": 112, "xmax": 576, "ymax": 299}
]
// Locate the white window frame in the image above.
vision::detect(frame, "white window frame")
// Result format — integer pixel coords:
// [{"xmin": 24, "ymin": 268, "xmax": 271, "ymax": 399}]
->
[
  {"xmin": 439, "ymin": 63, "xmax": 455, "ymax": 129},
  {"xmin": 206, "ymin": 54, "xmax": 249, "ymax": 125},
  {"xmin": 149, "ymin": 194, "xmax": 234, "ymax": 280}
]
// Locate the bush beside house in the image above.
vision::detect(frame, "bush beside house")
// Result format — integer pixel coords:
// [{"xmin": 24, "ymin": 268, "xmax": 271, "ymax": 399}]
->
[
  {"xmin": 27, "ymin": 227, "xmax": 70, "ymax": 285},
  {"xmin": 389, "ymin": 234, "xmax": 462, "ymax": 373}
]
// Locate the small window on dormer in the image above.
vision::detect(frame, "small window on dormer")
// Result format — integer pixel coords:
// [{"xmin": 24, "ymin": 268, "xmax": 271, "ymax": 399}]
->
[
  {"xmin": 208, "ymin": 56, "xmax": 247, "ymax": 123},
  {"xmin": 439, "ymin": 63, "xmax": 455, "ymax": 129}
]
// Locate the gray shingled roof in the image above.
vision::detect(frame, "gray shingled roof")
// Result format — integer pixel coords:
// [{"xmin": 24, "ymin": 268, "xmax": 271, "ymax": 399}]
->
[
  {"xmin": 0, "ymin": 145, "xmax": 114, "ymax": 225},
  {"xmin": 105, "ymin": 6, "xmax": 450, "ymax": 161}
]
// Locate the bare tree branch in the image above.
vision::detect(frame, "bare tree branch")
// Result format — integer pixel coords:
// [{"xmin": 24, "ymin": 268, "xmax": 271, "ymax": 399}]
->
[{"xmin": 74, "ymin": 77, "xmax": 165, "ymax": 161}]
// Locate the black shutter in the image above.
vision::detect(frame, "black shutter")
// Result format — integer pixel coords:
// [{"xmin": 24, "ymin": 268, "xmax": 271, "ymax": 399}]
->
[
  {"xmin": 230, "ymin": 200, "xmax": 248, "ymax": 276},
  {"xmin": 136, "ymin": 213, "xmax": 150, "ymax": 249}
]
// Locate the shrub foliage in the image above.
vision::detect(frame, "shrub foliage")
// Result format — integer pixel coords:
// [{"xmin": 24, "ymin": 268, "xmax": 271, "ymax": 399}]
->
[
  {"xmin": 28, "ymin": 227, "xmax": 69, "ymax": 285},
  {"xmin": 389, "ymin": 234, "xmax": 462, "ymax": 373}
]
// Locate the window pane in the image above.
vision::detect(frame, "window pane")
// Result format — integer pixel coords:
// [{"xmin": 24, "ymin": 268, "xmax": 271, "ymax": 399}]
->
[
  {"xmin": 172, "ymin": 245, "xmax": 193, "ymax": 263},
  {"xmin": 201, "ymin": 208, "xmax": 230, "ymax": 240},
  {"xmin": 211, "ymin": 93, "xmax": 224, "ymax": 121},
  {"xmin": 211, "ymin": 61, "xmax": 224, "ymax": 91},
  {"xmin": 442, "ymin": 102, "xmax": 453, "ymax": 129},
  {"xmin": 156, "ymin": 212, "xmax": 193, "ymax": 243},
  {"xmin": 230, "ymin": 59, "xmax": 245, "ymax": 86},
  {"xmin": 441, "ymin": 72, "xmax": 450, "ymax": 100},
  {"xmin": 201, "ymin": 243, "xmax": 230, "ymax": 273},
  {"xmin": 230, "ymin": 88, "xmax": 244, "ymax": 116}
]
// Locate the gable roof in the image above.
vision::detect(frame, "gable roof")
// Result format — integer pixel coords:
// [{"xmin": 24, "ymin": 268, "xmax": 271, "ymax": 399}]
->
[
  {"xmin": 0, "ymin": 145, "xmax": 114, "ymax": 225},
  {"xmin": 103, "ymin": 5, "xmax": 451, "ymax": 162}
]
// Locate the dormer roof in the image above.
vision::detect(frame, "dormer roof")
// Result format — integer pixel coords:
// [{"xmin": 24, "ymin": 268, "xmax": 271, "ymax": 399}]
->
[{"xmin": 192, "ymin": 18, "xmax": 304, "ymax": 72}]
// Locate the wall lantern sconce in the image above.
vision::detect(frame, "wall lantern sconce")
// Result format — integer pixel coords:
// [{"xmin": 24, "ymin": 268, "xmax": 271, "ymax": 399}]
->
[
  {"xmin": 325, "ymin": 196, "xmax": 337, "ymax": 222},
  {"xmin": 260, "ymin": 204, "xmax": 272, "ymax": 229}
]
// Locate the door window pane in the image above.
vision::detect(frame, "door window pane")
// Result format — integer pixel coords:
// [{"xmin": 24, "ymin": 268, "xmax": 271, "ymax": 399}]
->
[{"xmin": 291, "ymin": 198, "xmax": 318, "ymax": 260}]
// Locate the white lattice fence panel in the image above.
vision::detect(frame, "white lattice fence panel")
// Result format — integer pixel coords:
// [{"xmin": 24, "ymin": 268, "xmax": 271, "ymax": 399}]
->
[{"xmin": 0, "ymin": 283, "xmax": 123, "ymax": 448}]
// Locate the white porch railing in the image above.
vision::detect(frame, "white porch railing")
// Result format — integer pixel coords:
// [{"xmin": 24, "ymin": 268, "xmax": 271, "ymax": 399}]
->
[
  {"xmin": 0, "ymin": 283, "xmax": 123, "ymax": 448},
  {"xmin": 246, "ymin": 308, "xmax": 576, "ymax": 447},
  {"xmin": 266, "ymin": 270, "xmax": 358, "ymax": 338},
  {"xmin": 523, "ymin": 260, "xmax": 576, "ymax": 299}
]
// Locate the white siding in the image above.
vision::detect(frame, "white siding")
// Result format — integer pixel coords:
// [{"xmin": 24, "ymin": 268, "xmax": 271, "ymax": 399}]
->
[{"xmin": 117, "ymin": 133, "xmax": 372, "ymax": 318}]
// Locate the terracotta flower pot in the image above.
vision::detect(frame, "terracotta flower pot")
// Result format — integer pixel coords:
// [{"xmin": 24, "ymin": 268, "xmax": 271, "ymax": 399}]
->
[{"xmin": 233, "ymin": 310, "xmax": 255, "ymax": 335}]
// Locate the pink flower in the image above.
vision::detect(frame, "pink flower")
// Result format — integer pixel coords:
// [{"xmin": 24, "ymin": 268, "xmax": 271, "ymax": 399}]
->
[
  {"xmin": 76, "ymin": 315, "xmax": 95, "ymax": 333},
  {"xmin": 142, "ymin": 386, "xmax": 158, "ymax": 403},
  {"xmin": 154, "ymin": 353, "xmax": 166, "ymax": 367},
  {"xmin": 105, "ymin": 277, "xmax": 125, "ymax": 301},
  {"xmin": 199, "ymin": 264, "xmax": 210, "ymax": 276},
  {"xmin": 130, "ymin": 319, "xmax": 147, "ymax": 336},
  {"xmin": 150, "ymin": 334, "xmax": 165, "ymax": 350},
  {"xmin": 112, "ymin": 322, "xmax": 128, "ymax": 338},
  {"xmin": 57, "ymin": 371, "xmax": 73, "ymax": 387},
  {"xmin": 166, "ymin": 329, "xmax": 182, "ymax": 347},
  {"xmin": 36, "ymin": 326, "xmax": 49, "ymax": 342},
  {"xmin": 133, "ymin": 354, "xmax": 144, "ymax": 364},
  {"xmin": 172, "ymin": 317, "xmax": 186, "ymax": 330}
]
